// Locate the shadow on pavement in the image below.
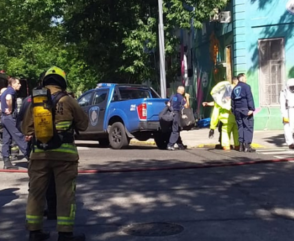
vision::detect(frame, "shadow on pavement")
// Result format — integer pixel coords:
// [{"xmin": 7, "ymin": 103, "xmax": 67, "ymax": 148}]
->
[
  {"xmin": 0, "ymin": 188, "xmax": 19, "ymax": 207},
  {"xmin": 2, "ymin": 158, "xmax": 294, "ymax": 240},
  {"xmin": 263, "ymin": 134, "xmax": 286, "ymax": 148}
]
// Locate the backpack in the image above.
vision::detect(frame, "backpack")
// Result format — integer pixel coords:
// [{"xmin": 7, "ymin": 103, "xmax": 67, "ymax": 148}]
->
[
  {"xmin": 32, "ymin": 88, "xmax": 72, "ymax": 150},
  {"xmin": 159, "ymin": 106, "xmax": 173, "ymax": 133}
]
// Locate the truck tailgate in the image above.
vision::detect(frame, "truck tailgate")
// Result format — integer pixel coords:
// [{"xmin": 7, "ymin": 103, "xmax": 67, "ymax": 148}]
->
[{"xmin": 145, "ymin": 98, "xmax": 168, "ymax": 121}]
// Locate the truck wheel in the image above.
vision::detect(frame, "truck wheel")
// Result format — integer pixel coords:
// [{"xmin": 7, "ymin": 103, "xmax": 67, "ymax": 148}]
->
[
  {"xmin": 98, "ymin": 138, "xmax": 110, "ymax": 147},
  {"xmin": 154, "ymin": 132, "xmax": 170, "ymax": 150},
  {"xmin": 109, "ymin": 122, "xmax": 128, "ymax": 149}
]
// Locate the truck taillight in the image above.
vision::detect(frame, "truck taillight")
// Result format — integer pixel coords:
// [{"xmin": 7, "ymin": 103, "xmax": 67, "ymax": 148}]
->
[{"xmin": 137, "ymin": 103, "xmax": 147, "ymax": 120}]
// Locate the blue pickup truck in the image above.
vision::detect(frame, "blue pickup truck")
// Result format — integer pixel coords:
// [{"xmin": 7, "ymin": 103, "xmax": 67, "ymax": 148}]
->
[{"xmin": 76, "ymin": 83, "xmax": 169, "ymax": 149}]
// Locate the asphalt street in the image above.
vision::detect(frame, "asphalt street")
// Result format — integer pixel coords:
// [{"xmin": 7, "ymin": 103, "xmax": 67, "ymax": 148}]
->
[{"xmin": 1, "ymin": 143, "xmax": 294, "ymax": 240}]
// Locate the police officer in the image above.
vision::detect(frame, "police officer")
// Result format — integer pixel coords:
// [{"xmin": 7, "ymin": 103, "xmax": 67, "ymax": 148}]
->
[
  {"xmin": 167, "ymin": 86, "xmax": 189, "ymax": 150},
  {"xmin": 231, "ymin": 73, "xmax": 256, "ymax": 152},
  {"xmin": 21, "ymin": 66, "xmax": 89, "ymax": 241},
  {"xmin": 1, "ymin": 77, "xmax": 28, "ymax": 169}
]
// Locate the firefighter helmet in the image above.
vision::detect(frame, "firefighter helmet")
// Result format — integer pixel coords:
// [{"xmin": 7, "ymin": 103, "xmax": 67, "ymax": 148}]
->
[{"xmin": 43, "ymin": 66, "xmax": 67, "ymax": 89}]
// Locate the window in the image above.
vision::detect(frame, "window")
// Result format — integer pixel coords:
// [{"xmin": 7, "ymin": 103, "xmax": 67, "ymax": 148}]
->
[
  {"xmin": 93, "ymin": 91, "xmax": 108, "ymax": 105},
  {"xmin": 259, "ymin": 38, "xmax": 284, "ymax": 106},
  {"xmin": 118, "ymin": 87, "xmax": 160, "ymax": 100},
  {"xmin": 78, "ymin": 92, "xmax": 92, "ymax": 107}
]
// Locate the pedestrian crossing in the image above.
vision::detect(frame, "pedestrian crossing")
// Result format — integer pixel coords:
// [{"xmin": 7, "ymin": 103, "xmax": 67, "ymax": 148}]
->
[{"xmin": 257, "ymin": 148, "xmax": 294, "ymax": 159}]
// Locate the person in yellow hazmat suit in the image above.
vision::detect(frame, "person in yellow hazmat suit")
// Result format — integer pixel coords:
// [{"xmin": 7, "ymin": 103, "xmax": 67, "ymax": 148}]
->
[{"xmin": 208, "ymin": 78, "xmax": 239, "ymax": 151}]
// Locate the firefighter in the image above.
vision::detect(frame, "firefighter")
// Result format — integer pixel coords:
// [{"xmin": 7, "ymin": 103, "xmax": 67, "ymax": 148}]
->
[
  {"xmin": 17, "ymin": 72, "xmax": 57, "ymax": 221},
  {"xmin": 21, "ymin": 66, "xmax": 89, "ymax": 241}
]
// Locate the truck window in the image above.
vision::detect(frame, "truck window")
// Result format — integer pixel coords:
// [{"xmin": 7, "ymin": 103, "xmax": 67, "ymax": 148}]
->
[
  {"xmin": 78, "ymin": 92, "xmax": 92, "ymax": 107},
  {"xmin": 118, "ymin": 87, "xmax": 160, "ymax": 100},
  {"xmin": 93, "ymin": 90, "xmax": 108, "ymax": 105}
]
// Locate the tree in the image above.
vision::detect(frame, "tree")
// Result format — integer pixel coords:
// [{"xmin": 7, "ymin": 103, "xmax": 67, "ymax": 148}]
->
[
  {"xmin": 62, "ymin": 0, "xmax": 229, "ymax": 83},
  {"xmin": 0, "ymin": 0, "xmax": 229, "ymax": 92}
]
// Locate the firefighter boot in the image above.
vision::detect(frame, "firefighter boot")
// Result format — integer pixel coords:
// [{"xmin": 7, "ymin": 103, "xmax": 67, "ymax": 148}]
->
[
  {"xmin": 3, "ymin": 157, "xmax": 18, "ymax": 170},
  {"xmin": 29, "ymin": 231, "xmax": 50, "ymax": 241},
  {"xmin": 58, "ymin": 233, "xmax": 86, "ymax": 241}
]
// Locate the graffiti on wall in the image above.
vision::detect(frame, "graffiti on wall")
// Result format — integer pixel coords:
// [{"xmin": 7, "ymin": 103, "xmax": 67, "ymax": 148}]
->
[{"xmin": 209, "ymin": 32, "xmax": 220, "ymax": 66}]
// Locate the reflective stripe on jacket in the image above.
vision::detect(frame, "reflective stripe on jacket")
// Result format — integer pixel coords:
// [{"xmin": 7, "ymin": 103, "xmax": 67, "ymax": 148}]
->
[{"xmin": 33, "ymin": 143, "xmax": 78, "ymax": 154}]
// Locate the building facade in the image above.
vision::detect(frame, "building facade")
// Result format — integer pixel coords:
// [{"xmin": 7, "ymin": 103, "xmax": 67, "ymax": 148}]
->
[{"xmin": 194, "ymin": 0, "xmax": 294, "ymax": 130}]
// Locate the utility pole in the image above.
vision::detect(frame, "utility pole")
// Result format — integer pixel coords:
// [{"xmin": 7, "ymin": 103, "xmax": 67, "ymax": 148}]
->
[{"xmin": 158, "ymin": 0, "xmax": 166, "ymax": 98}]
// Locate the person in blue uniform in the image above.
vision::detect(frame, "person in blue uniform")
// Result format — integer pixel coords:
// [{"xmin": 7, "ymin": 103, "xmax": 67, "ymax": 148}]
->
[
  {"xmin": 231, "ymin": 73, "xmax": 256, "ymax": 152},
  {"xmin": 1, "ymin": 77, "xmax": 28, "ymax": 169},
  {"xmin": 167, "ymin": 86, "xmax": 189, "ymax": 151}
]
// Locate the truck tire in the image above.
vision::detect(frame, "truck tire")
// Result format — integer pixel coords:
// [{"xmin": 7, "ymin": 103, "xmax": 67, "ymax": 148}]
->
[
  {"xmin": 109, "ymin": 122, "xmax": 129, "ymax": 149},
  {"xmin": 98, "ymin": 138, "xmax": 110, "ymax": 147},
  {"xmin": 154, "ymin": 132, "xmax": 170, "ymax": 150}
]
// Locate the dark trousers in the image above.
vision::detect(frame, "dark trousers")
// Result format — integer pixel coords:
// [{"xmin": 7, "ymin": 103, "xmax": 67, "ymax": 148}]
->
[
  {"xmin": 168, "ymin": 111, "xmax": 183, "ymax": 146},
  {"xmin": 1, "ymin": 115, "xmax": 27, "ymax": 158},
  {"xmin": 235, "ymin": 112, "xmax": 254, "ymax": 144}
]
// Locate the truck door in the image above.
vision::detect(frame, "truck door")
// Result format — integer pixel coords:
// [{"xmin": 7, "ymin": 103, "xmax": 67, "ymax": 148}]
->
[{"xmin": 87, "ymin": 89, "xmax": 109, "ymax": 133}]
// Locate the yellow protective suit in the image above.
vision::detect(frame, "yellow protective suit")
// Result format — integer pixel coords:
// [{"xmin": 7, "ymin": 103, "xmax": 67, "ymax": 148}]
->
[{"xmin": 210, "ymin": 81, "xmax": 239, "ymax": 150}]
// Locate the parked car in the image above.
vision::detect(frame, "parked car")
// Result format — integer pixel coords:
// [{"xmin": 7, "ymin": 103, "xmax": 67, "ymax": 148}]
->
[{"xmin": 76, "ymin": 83, "xmax": 169, "ymax": 149}]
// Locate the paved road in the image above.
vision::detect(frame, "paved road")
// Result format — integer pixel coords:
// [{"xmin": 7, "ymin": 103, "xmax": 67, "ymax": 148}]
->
[{"xmin": 1, "ymin": 144, "xmax": 294, "ymax": 240}]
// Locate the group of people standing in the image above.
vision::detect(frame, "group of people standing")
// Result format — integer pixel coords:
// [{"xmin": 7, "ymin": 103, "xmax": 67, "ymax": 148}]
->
[
  {"xmin": 161, "ymin": 73, "xmax": 256, "ymax": 152},
  {"xmin": 204, "ymin": 73, "xmax": 256, "ymax": 152}
]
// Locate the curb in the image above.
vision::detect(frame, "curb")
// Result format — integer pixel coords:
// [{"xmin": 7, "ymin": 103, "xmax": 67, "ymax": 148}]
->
[
  {"xmin": 1, "ymin": 157, "xmax": 293, "ymax": 174},
  {"xmin": 130, "ymin": 140, "xmax": 155, "ymax": 146},
  {"xmin": 197, "ymin": 143, "xmax": 266, "ymax": 149},
  {"xmin": 130, "ymin": 140, "xmax": 267, "ymax": 149}
]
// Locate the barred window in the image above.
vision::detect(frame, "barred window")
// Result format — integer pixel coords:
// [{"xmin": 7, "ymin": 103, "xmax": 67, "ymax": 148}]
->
[{"xmin": 258, "ymin": 38, "xmax": 284, "ymax": 106}]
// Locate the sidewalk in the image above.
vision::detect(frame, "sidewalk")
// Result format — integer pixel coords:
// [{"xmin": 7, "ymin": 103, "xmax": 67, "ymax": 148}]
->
[{"xmin": 131, "ymin": 128, "xmax": 285, "ymax": 149}]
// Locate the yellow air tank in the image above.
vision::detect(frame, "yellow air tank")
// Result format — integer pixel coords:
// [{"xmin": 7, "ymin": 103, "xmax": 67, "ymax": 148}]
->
[{"xmin": 32, "ymin": 88, "xmax": 54, "ymax": 145}]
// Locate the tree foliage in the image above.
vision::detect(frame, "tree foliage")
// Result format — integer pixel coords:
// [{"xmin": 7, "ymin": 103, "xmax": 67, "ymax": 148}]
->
[{"xmin": 0, "ymin": 0, "xmax": 228, "ymax": 93}]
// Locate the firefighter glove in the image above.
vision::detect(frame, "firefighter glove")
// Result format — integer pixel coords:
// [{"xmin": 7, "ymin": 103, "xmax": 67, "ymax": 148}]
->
[{"xmin": 209, "ymin": 129, "xmax": 214, "ymax": 139}]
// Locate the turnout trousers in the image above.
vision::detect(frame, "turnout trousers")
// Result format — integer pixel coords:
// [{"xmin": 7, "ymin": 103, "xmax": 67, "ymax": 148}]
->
[{"xmin": 26, "ymin": 159, "xmax": 78, "ymax": 232}]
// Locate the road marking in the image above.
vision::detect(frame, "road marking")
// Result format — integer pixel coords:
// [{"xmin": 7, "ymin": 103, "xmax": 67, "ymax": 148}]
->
[
  {"xmin": 77, "ymin": 147, "xmax": 91, "ymax": 150},
  {"xmin": 256, "ymin": 148, "xmax": 288, "ymax": 152},
  {"xmin": 256, "ymin": 148, "xmax": 294, "ymax": 160}
]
